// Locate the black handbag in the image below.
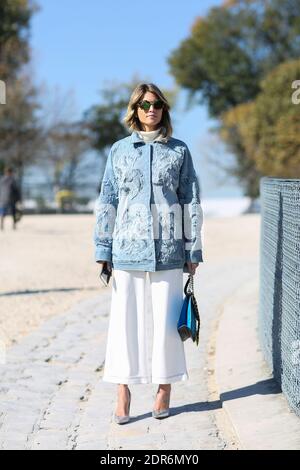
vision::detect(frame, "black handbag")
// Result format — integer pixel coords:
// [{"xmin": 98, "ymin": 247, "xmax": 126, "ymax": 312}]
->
[{"xmin": 177, "ymin": 274, "xmax": 200, "ymax": 345}]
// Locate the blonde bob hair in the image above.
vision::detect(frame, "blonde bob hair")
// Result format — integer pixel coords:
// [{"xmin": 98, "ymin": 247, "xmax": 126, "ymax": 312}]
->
[{"xmin": 123, "ymin": 83, "xmax": 173, "ymax": 139}]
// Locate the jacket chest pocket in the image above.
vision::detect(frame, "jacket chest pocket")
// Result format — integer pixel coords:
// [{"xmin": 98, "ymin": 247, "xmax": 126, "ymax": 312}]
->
[
  {"xmin": 118, "ymin": 168, "xmax": 144, "ymax": 199},
  {"xmin": 152, "ymin": 151, "xmax": 183, "ymax": 190},
  {"xmin": 114, "ymin": 149, "xmax": 145, "ymax": 199}
]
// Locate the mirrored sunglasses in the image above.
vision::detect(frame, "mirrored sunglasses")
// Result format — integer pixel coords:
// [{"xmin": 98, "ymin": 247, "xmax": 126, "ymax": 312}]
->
[{"xmin": 138, "ymin": 99, "xmax": 164, "ymax": 111}]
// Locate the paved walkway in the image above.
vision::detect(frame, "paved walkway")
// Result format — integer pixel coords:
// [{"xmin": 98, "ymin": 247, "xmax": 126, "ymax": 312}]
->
[
  {"xmin": 0, "ymin": 256, "xmax": 255, "ymax": 450},
  {"xmin": 215, "ymin": 277, "xmax": 300, "ymax": 450},
  {"xmin": 2, "ymin": 214, "xmax": 297, "ymax": 450}
]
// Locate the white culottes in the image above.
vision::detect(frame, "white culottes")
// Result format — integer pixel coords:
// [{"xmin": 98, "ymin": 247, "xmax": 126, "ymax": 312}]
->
[{"xmin": 102, "ymin": 268, "xmax": 189, "ymax": 384}]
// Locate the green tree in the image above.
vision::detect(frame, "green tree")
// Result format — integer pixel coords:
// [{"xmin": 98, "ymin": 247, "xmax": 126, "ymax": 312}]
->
[
  {"xmin": 220, "ymin": 101, "xmax": 263, "ymax": 198},
  {"xmin": 168, "ymin": 0, "xmax": 300, "ymax": 117},
  {"xmin": 168, "ymin": 0, "xmax": 300, "ymax": 196},
  {"xmin": 0, "ymin": 0, "xmax": 39, "ymax": 179},
  {"xmin": 0, "ymin": 0, "xmax": 38, "ymax": 80},
  {"xmin": 83, "ymin": 82, "xmax": 132, "ymax": 153},
  {"xmin": 225, "ymin": 60, "xmax": 300, "ymax": 178},
  {"xmin": 0, "ymin": 72, "xmax": 41, "ymax": 184}
]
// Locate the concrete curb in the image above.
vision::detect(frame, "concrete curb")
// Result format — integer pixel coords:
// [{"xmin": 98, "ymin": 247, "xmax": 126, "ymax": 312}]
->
[{"xmin": 214, "ymin": 277, "xmax": 300, "ymax": 450}]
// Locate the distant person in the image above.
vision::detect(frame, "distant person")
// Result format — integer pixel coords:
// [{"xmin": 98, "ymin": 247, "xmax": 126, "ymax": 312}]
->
[{"xmin": 0, "ymin": 167, "xmax": 21, "ymax": 231}]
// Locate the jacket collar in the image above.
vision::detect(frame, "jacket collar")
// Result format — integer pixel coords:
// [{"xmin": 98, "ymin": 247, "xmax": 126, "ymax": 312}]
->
[{"xmin": 130, "ymin": 129, "xmax": 170, "ymax": 145}]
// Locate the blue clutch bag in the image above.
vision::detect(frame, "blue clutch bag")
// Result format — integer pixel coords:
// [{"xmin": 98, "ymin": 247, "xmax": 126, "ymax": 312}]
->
[{"xmin": 177, "ymin": 274, "xmax": 200, "ymax": 345}]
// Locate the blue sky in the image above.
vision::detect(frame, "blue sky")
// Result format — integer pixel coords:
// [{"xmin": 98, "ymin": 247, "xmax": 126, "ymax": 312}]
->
[{"xmin": 30, "ymin": 0, "xmax": 244, "ymax": 198}]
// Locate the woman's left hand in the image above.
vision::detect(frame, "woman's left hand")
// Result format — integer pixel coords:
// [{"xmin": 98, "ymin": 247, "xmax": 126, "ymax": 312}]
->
[{"xmin": 186, "ymin": 262, "xmax": 199, "ymax": 275}]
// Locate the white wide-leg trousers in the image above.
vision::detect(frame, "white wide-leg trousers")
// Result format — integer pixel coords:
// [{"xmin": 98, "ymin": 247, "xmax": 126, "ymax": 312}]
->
[{"xmin": 102, "ymin": 268, "xmax": 189, "ymax": 384}]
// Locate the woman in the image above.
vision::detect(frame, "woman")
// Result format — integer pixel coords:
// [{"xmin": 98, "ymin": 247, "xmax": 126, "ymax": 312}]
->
[{"xmin": 94, "ymin": 83, "xmax": 203, "ymax": 424}]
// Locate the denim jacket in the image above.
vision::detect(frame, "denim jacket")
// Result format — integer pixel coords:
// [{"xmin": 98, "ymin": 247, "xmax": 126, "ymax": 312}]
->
[{"xmin": 94, "ymin": 130, "xmax": 204, "ymax": 273}]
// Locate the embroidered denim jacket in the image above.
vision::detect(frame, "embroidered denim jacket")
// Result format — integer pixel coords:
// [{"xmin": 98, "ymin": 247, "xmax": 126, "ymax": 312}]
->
[{"xmin": 93, "ymin": 130, "xmax": 204, "ymax": 272}]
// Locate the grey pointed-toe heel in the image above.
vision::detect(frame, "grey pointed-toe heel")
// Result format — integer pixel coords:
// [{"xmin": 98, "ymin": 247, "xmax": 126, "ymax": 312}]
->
[
  {"xmin": 152, "ymin": 390, "xmax": 170, "ymax": 419},
  {"xmin": 114, "ymin": 388, "xmax": 131, "ymax": 425},
  {"xmin": 152, "ymin": 407, "xmax": 170, "ymax": 419}
]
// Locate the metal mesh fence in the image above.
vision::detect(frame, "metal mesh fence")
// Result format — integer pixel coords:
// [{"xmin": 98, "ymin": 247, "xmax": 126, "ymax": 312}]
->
[{"xmin": 259, "ymin": 177, "xmax": 300, "ymax": 416}]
